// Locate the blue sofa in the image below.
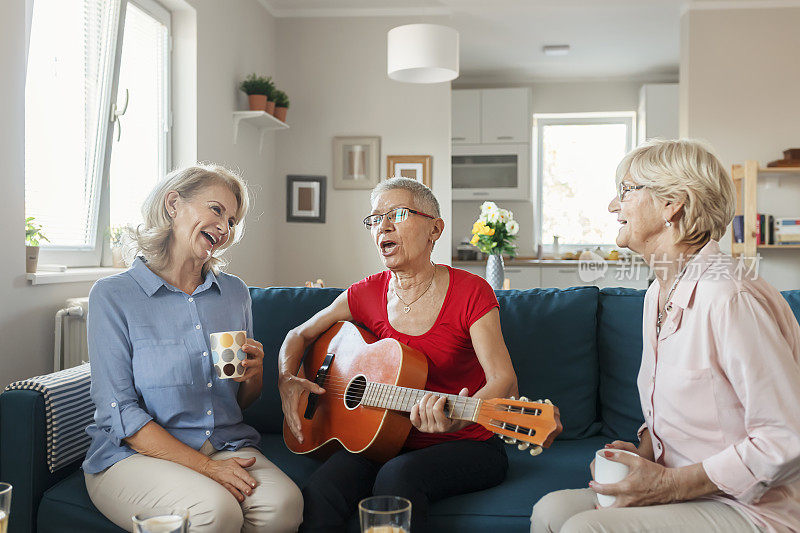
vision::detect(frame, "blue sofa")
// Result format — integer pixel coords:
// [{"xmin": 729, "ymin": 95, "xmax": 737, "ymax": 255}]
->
[{"xmin": 3, "ymin": 286, "xmax": 799, "ymax": 532}]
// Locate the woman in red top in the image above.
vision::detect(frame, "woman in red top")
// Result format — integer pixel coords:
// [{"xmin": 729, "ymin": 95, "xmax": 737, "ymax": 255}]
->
[{"xmin": 278, "ymin": 177, "xmax": 518, "ymax": 532}]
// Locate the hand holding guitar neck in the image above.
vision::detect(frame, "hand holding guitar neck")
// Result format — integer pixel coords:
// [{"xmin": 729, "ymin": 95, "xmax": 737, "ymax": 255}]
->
[
  {"xmin": 410, "ymin": 388, "xmax": 470, "ymax": 434},
  {"xmin": 279, "ymin": 373, "xmax": 325, "ymax": 444}
]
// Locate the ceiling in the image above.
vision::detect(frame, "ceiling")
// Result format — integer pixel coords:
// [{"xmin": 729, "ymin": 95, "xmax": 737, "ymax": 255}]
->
[{"xmin": 259, "ymin": 0, "xmax": 690, "ymax": 82}]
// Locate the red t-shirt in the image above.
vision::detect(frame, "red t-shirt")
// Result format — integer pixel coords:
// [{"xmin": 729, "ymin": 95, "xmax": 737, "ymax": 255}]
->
[{"xmin": 347, "ymin": 265, "xmax": 499, "ymax": 448}]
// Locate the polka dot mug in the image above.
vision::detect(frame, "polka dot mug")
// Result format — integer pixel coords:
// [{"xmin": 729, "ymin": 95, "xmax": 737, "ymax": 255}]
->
[{"xmin": 209, "ymin": 330, "xmax": 248, "ymax": 379}]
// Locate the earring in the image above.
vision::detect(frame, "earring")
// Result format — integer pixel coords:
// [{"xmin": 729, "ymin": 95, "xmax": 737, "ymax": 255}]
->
[{"xmin": 664, "ymin": 218, "xmax": 672, "ymax": 228}]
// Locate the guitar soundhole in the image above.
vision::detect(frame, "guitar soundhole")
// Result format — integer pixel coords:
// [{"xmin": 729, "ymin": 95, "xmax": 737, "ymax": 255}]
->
[{"xmin": 344, "ymin": 375, "xmax": 367, "ymax": 410}]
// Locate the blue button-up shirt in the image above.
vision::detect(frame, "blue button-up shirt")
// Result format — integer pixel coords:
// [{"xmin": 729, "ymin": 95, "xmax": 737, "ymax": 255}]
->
[{"xmin": 82, "ymin": 257, "xmax": 260, "ymax": 474}]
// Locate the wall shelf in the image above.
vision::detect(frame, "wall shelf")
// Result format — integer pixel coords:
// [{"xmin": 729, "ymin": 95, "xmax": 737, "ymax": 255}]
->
[
  {"xmin": 233, "ymin": 111, "xmax": 289, "ymax": 154},
  {"xmin": 731, "ymin": 161, "xmax": 800, "ymax": 258}
]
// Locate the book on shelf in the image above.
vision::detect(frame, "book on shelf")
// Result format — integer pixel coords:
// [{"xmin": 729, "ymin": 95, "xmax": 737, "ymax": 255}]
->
[
  {"xmin": 733, "ymin": 214, "xmax": 774, "ymax": 245},
  {"xmin": 775, "ymin": 218, "xmax": 800, "ymax": 245}
]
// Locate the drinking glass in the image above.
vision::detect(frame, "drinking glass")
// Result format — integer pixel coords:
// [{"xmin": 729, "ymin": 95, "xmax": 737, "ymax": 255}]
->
[
  {"xmin": 359, "ymin": 495, "xmax": 411, "ymax": 533},
  {"xmin": 132, "ymin": 508, "xmax": 189, "ymax": 533},
  {"xmin": 0, "ymin": 483, "xmax": 12, "ymax": 533}
]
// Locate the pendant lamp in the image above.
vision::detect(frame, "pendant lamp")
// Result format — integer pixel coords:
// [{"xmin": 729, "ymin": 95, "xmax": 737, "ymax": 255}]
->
[{"xmin": 387, "ymin": 23, "xmax": 459, "ymax": 84}]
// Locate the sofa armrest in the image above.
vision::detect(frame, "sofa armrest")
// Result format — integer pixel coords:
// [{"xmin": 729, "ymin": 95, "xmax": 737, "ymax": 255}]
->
[{"xmin": 0, "ymin": 389, "xmax": 82, "ymax": 533}]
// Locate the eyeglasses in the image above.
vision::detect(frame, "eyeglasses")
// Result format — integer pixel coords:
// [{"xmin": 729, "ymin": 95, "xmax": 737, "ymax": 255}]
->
[
  {"xmin": 362, "ymin": 207, "xmax": 435, "ymax": 230},
  {"xmin": 618, "ymin": 182, "xmax": 645, "ymax": 201}
]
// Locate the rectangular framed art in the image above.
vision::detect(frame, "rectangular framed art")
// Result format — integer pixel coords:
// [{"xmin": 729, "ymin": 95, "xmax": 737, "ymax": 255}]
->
[
  {"xmin": 333, "ymin": 136, "xmax": 381, "ymax": 189},
  {"xmin": 286, "ymin": 175, "xmax": 326, "ymax": 223},
  {"xmin": 387, "ymin": 155, "xmax": 432, "ymax": 188}
]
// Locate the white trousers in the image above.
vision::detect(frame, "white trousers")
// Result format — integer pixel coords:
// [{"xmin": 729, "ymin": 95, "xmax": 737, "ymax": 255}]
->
[
  {"xmin": 531, "ymin": 488, "xmax": 762, "ymax": 533},
  {"xmin": 85, "ymin": 441, "xmax": 303, "ymax": 533}
]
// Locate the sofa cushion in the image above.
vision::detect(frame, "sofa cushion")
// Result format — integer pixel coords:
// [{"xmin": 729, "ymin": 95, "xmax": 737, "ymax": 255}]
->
[
  {"xmin": 37, "ymin": 471, "xmax": 124, "ymax": 533},
  {"xmin": 246, "ymin": 287, "xmax": 343, "ymax": 434},
  {"xmin": 782, "ymin": 290, "xmax": 800, "ymax": 325},
  {"xmin": 495, "ymin": 287, "xmax": 601, "ymax": 440},
  {"xmin": 597, "ymin": 288, "xmax": 647, "ymax": 442}
]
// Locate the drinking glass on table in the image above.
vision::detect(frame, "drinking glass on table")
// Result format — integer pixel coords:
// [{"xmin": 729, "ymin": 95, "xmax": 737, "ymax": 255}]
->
[
  {"xmin": 132, "ymin": 508, "xmax": 189, "ymax": 533},
  {"xmin": 0, "ymin": 483, "xmax": 12, "ymax": 533},
  {"xmin": 359, "ymin": 496, "xmax": 411, "ymax": 533}
]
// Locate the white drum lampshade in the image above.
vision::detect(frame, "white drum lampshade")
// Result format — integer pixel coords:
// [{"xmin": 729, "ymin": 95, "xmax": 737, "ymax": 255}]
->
[{"xmin": 387, "ymin": 24, "xmax": 459, "ymax": 84}]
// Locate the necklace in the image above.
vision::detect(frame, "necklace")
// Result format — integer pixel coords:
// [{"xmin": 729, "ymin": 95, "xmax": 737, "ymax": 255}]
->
[
  {"xmin": 656, "ymin": 254, "xmax": 696, "ymax": 336},
  {"xmin": 393, "ymin": 264, "xmax": 436, "ymax": 314}
]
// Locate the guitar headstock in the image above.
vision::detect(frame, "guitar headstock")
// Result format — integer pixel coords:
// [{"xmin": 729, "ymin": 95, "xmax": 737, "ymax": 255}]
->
[{"xmin": 476, "ymin": 396, "xmax": 562, "ymax": 456}]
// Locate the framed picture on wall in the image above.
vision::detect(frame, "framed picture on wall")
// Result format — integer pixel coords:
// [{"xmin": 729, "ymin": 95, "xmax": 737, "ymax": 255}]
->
[
  {"xmin": 333, "ymin": 136, "xmax": 381, "ymax": 189},
  {"xmin": 286, "ymin": 175, "xmax": 326, "ymax": 223},
  {"xmin": 386, "ymin": 155, "xmax": 432, "ymax": 188}
]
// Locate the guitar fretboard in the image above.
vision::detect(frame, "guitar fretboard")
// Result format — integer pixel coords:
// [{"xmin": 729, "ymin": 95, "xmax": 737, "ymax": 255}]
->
[{"xmin": 360, "ymin": 381, "xmax": 481, "ymax": 421}]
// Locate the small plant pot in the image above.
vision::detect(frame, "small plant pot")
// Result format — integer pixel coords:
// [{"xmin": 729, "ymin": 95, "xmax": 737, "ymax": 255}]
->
[
  {"xmin": 247, "ymin": 94, "xmax": 267, "ymax": 111},
  {"xmin": 265, "ymin": 100, "xmax": 276, "ymax": 114},
  {"xmin": 26, "ymin": 245, "xmax": 40, "ymax": 274},
  {"xmin": 111, "ymin": 247, "xmax": 126, "ymax": 268},
  {"xmin": 274, "ymin": 106, "xmax": 288, "ymax": 122}
]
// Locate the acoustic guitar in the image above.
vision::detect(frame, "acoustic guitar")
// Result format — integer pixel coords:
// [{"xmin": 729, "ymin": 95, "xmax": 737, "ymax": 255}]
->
[{"xmin": 283, "ymin": 321, "xmax": 562, "ymax": 462}]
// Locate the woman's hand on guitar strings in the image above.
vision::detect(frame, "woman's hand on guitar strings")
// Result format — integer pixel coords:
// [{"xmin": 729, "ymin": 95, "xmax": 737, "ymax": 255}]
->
[
  {"xmin": 279, "ymin": 373, "xmax": 325, "ymax": 444},
  {"xmin": 410, "ymin": 388, "xmax": 471, "ymax": 434}
]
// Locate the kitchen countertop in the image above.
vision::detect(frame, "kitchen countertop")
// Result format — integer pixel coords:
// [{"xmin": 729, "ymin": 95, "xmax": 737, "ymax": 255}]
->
[{"xmin": 452, "ymin": 257, "xmax": 646, "ymax": 267}]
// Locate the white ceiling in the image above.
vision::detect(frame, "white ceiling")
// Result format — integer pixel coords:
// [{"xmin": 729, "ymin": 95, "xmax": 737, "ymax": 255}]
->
[{"xmin": 260, "ymin": 0, "xmax": 688, "ymax": 82}]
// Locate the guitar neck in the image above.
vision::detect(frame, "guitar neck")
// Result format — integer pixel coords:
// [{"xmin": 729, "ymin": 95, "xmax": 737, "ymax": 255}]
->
[{"xmin": 360, "ymin": 382, "xmax": 481, "ymax": 422}]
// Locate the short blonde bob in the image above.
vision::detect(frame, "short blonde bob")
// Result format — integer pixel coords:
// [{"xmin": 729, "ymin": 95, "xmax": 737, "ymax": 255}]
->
[
  {"xmin": 616, "ymin": 139, "xmax": 735, "ymax": 247},
  {"xmin": 125, "ymin": 164, "xmax": 250, "ymax": 276}
]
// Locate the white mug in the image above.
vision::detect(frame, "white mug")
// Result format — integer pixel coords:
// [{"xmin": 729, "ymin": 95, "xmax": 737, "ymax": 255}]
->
[
  {"xmin": 210, "ymin": 331, "xmax": 248, "ymax": 379},
  {"xmin": 593, "ymin": 449, "xmax": 638, "ymax": 507}
]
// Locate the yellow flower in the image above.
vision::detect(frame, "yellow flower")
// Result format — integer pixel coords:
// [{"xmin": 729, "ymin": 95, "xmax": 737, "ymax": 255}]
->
[
  {"xmin": 485, "ymin": 227, "xmax": 495, "ymax": 236},
  {"xmin": 470, "ymin": 234, "xmax": 480, "ymax": 245},
  {"xmin": 472, "ymin": 221, "xmax": 485, "ymax": 234}
]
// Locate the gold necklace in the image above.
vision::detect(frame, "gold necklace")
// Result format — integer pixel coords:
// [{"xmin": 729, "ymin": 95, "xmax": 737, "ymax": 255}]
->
[
  {"xmin": 656, "ymin": 253, "xmax": 697, "ymax": 336},
  {"xmin": 393, "ymin": 265, "xmax": 436, "ymax": 314}
]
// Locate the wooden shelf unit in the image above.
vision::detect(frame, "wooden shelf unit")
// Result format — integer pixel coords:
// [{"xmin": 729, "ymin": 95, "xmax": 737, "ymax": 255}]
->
[{"xmin": 731, "ymin": 161, "xmax": 800, "ymax": 257}]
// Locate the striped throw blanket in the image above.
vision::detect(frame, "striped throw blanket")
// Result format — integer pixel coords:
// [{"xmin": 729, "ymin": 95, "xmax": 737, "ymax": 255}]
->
[{"xmin": 4, "ymin": 363, "xmax": 93, "ymax": 473}]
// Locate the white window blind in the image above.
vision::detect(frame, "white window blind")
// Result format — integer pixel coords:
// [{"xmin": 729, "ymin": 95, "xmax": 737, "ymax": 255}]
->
[
  {"xmin": 25, "ymin": 0, "xmax": 120, "ymax": 251},
  {"xmin": 535, "ymin": 113, "xmax": 635, "ymax": 247},
  {"xmin": 110, "ymin": 1, "xmax": 171, "ymax": 231}
]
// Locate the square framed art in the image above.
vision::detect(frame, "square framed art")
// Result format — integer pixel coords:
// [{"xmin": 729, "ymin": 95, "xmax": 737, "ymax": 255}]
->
[
  {"xmin": 286, "ymin": 175, "xmax": 326, "ymax": 223},
  {"xmin": 333, "ymin": 136, "xmax": 381, "ymax": 189},
  {"xmin": 387, "ymin": 155, "xmax": 432, "ymax": 188}
]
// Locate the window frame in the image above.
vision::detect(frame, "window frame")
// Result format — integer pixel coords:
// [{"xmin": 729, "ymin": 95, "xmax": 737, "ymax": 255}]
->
[
  {"xmin": 33, "ymin": 0, "xmax": 172, "ymax": 268},
  {"xmin": 532, "ymin": 111, "xmax": 636, "ymax": 251}
]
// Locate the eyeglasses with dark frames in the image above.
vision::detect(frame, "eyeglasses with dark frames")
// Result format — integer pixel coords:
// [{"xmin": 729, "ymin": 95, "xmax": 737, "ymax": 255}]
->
[
  {"xmin": 362, "ymin": 207, "xmax": 435, "ymax": 230},
  {"xmin": 618, "ymin": 182, "xmax": 645, "ymax": 201}
]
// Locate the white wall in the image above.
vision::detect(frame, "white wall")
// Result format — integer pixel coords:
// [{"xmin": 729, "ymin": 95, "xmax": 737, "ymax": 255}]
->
[
  {"xmin": 273, "ymin": 16, "xmax": 452, "ymax": 289},
  {"xmin": 0, "ymin": 0, "xmax": 278, "ymax": 389},
  {"xmin": 451, "ymin": 80, "xmax": 646, "ymax": 257},
  {"xmin": 681, "ymin": 6, "xmax": 800, "ymax": 290}
]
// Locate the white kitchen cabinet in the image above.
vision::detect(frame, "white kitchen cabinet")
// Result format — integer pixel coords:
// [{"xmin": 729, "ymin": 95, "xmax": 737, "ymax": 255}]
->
[
  {"xmin": 451, "ymin": 90, "xmax": 481, "ymax": 144},
  {"xmin": 451, "ymin": 88, "xmax": 530, "ymax": 145},
  {"xmin": 637, "ymin": 83, "xmax": 679, "ymax": 145},
  {"xmin": 453, "ymin": 262, "xmax": 650, "ymax": 290},
  {"xmin": 481, "ymin": 88, "xmax": 530, "ymax": 144}
]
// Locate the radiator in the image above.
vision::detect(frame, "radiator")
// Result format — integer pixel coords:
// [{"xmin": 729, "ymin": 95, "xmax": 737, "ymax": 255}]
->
[{"xmin": 54, "ymin": 297, "xmax": 90, "ymax": 371}]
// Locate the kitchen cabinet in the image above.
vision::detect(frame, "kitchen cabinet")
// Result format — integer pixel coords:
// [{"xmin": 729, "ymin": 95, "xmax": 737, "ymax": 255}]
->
[
  {"xmin": 451, "ymin": 88, "xmax": 530, "ymax": 145},
  {"xmin": 453, "ymin": 262, "xmax": 650, "ymax": 290},
  {"xmin": 637, "ymin": 83, "xmax": 679, "ymax": 144}
]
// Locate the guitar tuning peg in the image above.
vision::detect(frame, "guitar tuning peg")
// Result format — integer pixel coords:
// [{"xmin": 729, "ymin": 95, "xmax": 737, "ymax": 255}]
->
[
  {"xmin": 519, "ymin": 396, "xmax": 529, "ymax": 402},
  {"xmin": 503, "ymin": 436, "xmax": 517, "ymax": 445},
  {"xmin": 509, "ymin": 396, "xmax": 516, "ymax": 401},
  {"xmin": 529, "ymin": 445, "xmax": 543, "ymax": 457},
  {"xmin": 544, "ymin": 399, "xmax": 553, "ymax": 405},
  {"xmin": 517, "ymin": 441, "xmax": 530, "ymax": 450}
]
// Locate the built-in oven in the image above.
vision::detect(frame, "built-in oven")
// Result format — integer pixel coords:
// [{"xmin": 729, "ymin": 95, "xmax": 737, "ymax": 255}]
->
[{"xmin": 451, "ymin": 143, "xmax": 530, "ymax": 200}]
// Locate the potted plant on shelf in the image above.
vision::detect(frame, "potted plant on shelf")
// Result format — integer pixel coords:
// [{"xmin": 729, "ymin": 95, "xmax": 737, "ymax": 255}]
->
[
  {"xmin": 469, "ymin": 202, "xmax": 519, "ymax": 289},
  {"xmin": 239, "ymin": 73, "xmax": 272, "ymax": 111},
  {"xmin": 25, "ymin": 217, "xmax": 49, "ymax": 274},
  {"xmin": 273, "ymin": 89, "xmax": 290, "ymax": 122},
  {"xmin": 109, "ymin": 226, "xmax": 126, "ymax": 268},
  {"xmin": 264, "ymin": 77, "xmax": 277, "ymax": 114}
]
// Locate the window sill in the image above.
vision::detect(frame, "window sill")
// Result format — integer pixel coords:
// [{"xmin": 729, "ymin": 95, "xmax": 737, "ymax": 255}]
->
[{"xmin": 26, "ymin": 267, "xmax": 125, "ymax": 286}]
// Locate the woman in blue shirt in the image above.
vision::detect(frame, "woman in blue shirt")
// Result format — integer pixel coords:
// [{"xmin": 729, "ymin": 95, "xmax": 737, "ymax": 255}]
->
[{"xmin": 83, "ymin": 165, "xmax": 303, "ymax": 532}]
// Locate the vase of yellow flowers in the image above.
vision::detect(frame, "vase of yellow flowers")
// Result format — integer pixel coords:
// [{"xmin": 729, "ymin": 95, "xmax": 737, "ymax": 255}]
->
[{"xmin": 470, "ymin": 201, "xmax": 519, "ymax": 289}]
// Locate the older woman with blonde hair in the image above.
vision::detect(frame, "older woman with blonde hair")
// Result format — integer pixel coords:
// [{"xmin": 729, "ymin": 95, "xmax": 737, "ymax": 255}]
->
[
  {"xmin": 531, "ymin": 139, "xmax": 800, "ymax": 532},
  {"xmin": 83, "ymin": 164, "xmax": 303, "ymax": 532}
]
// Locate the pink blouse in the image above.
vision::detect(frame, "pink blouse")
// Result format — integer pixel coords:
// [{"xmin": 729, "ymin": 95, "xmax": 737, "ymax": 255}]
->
[{"xmin": 638, "ymin": 240, "xmax": 800, "ymax": 532}]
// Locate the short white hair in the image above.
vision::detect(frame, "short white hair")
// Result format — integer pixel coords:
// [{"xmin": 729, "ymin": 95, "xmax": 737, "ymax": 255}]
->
[
  {"xmin": 370, "ymin": 177, "xmax": 440, "ymax": 218},
  {"xmin": 616, "ymin": 139, "xmax": 735, "ymax": 246},
  {"xmin": 124, "ymin": 164, "xmax": 250, "ymax": 276}
]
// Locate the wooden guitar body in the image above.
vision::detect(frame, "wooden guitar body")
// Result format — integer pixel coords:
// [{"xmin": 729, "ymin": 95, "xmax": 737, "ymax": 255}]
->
[{"xmin": 283, "ymin": 321, "xmax": 428, "ymax": 462}]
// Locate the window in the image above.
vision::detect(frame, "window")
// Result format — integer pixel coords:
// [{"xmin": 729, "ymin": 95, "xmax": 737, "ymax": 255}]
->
[
  {"xmin": 25, "ymin": 0, "xmax": 171, "ymax": 267},
  {"xmin": 534, "ymin": 113, "xmax": 635, "ymax": 248}
]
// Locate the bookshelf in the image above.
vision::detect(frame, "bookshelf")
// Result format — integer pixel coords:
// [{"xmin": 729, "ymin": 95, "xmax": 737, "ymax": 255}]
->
[{"xmin": 731, "ymin": 160, "xmax": 800, "ymax": 257}]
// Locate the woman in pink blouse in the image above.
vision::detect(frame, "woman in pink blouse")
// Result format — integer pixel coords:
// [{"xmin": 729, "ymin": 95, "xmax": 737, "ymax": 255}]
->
[{"xmin": 532, "ymin": 139, "xmax": 800, "ymax": 533}]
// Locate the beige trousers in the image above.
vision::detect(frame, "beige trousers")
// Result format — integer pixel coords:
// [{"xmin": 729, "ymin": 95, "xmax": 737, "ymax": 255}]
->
[
  {"xmin": 531, "ymin": 489, "xmax": 762, "ymax": 533},
  {"xmin": 85, "ymin": 441, "xmax": 303, "ymax": 533}
]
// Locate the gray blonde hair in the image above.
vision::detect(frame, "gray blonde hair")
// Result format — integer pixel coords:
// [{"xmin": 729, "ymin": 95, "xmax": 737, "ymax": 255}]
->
[
  {"xmin": 124, "ymin": 164, "xmax": 250, "ymax": 276},
  {"xmin": 616, "ymin": 139, "xmax": 735, "ymax": 247},
  {"xmin": 371, "ymin": 177, "xmax": 441, "ymax": 218}
]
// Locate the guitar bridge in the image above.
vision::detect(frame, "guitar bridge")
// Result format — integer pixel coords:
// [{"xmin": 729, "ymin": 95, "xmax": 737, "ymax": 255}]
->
[{"xmin": 304, "ymin": 352, "xmax": 334, "ymax": 419}]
